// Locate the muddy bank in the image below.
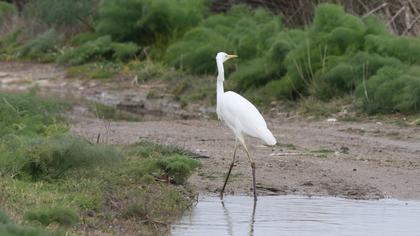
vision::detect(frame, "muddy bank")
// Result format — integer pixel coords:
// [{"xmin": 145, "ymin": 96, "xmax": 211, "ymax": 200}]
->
[
  {"xmin": 0, "ymin": 61, "xmax": 207, "ymax": 120},
  {"xmin": 2, "ymin": 61, "xmax": 420, "ymax": 200}
]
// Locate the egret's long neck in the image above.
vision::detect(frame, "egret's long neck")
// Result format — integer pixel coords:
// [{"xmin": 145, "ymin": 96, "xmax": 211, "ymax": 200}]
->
[{"xmin": 216, "ymin": 61, "xmax": 224, "ymax": 105}]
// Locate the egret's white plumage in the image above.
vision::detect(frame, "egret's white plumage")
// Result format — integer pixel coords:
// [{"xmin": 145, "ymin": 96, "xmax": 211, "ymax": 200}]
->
[
  {"xmin": 215, "ymin": 52, "xmax": 276, "ymax": 201},
  {"xmin": 217, "ymin": 91, "xmax": 276, "ymax": 146}
]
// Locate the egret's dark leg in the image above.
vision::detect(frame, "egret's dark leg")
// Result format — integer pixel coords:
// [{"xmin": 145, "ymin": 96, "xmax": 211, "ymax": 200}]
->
[
  {"xmin": 243, "ymin": 143, "xmax": 257, "ymax": 202},
  {"xmin": 249, "ymin": 199, "xmax": 257, "ymax": 235},
  {"xmin": 221, "ymin": 140, "xmax": 238, "ymax": 200}
]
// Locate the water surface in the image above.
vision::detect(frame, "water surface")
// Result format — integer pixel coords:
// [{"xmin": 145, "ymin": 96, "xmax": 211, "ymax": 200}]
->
[{"xmin": 171, "ymin": 195, "xmax": 420, "ymax": 236}]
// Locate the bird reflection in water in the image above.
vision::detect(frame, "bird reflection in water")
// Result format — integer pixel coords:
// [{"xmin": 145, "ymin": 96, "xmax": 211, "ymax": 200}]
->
[{"xmin": 221, "ymin": 199, "xmax": 257, "ymax": 236}]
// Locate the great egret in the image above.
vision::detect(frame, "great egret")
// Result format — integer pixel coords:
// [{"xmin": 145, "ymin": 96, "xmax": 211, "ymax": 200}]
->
[{"xmin": 216, "ymin": 52, "xmax": 276, "ymax": 201}]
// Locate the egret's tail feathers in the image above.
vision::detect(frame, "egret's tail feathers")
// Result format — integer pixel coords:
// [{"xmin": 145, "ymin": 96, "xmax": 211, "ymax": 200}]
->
[{"xmin": 261, "ymin": 129, "xmax": 276, "ymax": 146}]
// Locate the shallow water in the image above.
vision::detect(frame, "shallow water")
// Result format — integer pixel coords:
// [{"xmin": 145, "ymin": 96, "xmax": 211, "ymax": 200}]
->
[{"xmin": 171, "ymin": 195, "xmax": 420, "ymax": 236}]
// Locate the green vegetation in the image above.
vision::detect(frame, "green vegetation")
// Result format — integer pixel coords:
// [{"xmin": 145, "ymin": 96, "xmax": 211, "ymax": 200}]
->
[
  {"xmin": 168, "ymin": 4, "xmax": 420, "ymax": 114},
  {"xmin": 0, "ymin": 208, "xmax": 54, "ymax": 236},
  {"xmin": 0, "ymin": 90, "xmax": 68, "ymax": 137},
  {"xmin": 24, "ymin": 207, "xmax": 79, "ymax": 227},
  {"xmin": 22, "ymin": 0, "xmax": 97, "ymax": 32},
  {"xmin": 0, "ymin": 208, "xmax": 10, "ymax": 224},
  {"xmin": 96, "ymin": 0, "xmax": 206, "ymax": 46},
  {"xmin": 0, "ymin": 135, "xmax": 122, "ymax": 181},
  {"xmin": 0, "ymin": 92, "xmax": 200, "ymax": 235},
  {"xmin": 2, "ymin": 1, "xmax": 420, "ymax": 116},
  {"xmin": 0, "ymin": 1, "xmax": 16, "ymax": 25}
]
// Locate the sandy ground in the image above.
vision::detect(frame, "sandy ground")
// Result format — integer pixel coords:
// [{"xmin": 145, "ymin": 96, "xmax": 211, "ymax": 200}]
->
[{"xmin": 2, "ymin": 62, "xmax": 420, "ymax": 201}]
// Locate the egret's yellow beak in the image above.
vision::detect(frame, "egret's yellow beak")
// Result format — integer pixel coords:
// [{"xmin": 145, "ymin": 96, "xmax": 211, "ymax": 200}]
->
[{"xmin": 227, "ymin": 54, "xmax": 238, "ymax": 60}]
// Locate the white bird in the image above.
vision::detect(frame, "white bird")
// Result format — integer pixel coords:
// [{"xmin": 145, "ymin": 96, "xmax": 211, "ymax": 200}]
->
[{"xmin": 216, "ymin": 52, "xmax": 276, "ymax": 201}]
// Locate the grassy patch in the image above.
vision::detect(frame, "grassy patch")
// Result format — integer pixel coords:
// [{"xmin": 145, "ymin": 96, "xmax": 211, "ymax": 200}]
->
[
  {"xmin": 122, "ymin": 187, "xmax": 190, "ymax": 222},
  {"xmin": 0, "ymin": 224, "xmax": 54, "ymax": 236},
  {"xmin": 0, "ymin": 134, "xmax": 122, "ymax": 181},
  {"xmin": 127, "ymin": 141, "xmax": 200, "ymax": 185},
  {"xmin": 0, "ymin": 91, "xmax": 69, "ymax": 137},
  {"xmin": 24, "ymin": 207, "xmax": 79, "ymax": 227},
  {"xmin": 0, "ymin": 140, "xmax": 199, "ymax": 234},
  {"xmin": 0, "ymin": 208, "xmax": 54, "ymax": 236},
  {"xmin": 0, "ymin": 92, "xmax": 199, "ymax": 235}
]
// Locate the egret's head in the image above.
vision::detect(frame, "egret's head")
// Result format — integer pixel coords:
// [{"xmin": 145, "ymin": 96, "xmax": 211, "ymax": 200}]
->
[{"xmin": 216, "ymin": 52, "xmax": 238, "ymax": 64}]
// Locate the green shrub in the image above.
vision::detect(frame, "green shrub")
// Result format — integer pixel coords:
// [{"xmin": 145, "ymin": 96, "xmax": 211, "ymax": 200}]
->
[
  {"xmin": 96, "ymin": 0, "xmax": 206, "ymax": 45},
  {"xmin": 365, "ymin": 35, "xmax": 420, "ymax": 65},
  {"xmin": 56, "ymin": 35, "xmax": 112, "ymax": 65},
  {"xmin": 128, "ymin": 141, "xmax": 200, "ymax": 185},
  {"xmin": 24, "ymin": 207, "xmax": 79, "ymax": 227},
  {"xmin": 18, "ymin": 29, "xmax": 58, "ymax": 61},
  {"xmin": 0, "ymin": 134, "xmax": 122, "ymax": 181},
  {"xmin": 165, "ymin": 6, "xmax": 284, "ymax": 75},
  {"xmin": 0, "ymin": 1, "xmax": 16, "ymax": 25},
  {"xmin": 355, "ymin": 66, "xmax": 420, "ymax": 114},
  {"xmin": 314, "ymin": 52, "xmax": 403, "ymax": 100},
  {"xmin": 111, "ymin": 42, "xmax": 139, "ymax": 61},
  {"xmin": 23, "ymin": 0, "xmax": 97, "ymax": 32},
  {"xmin": 69, "ymin": 32, "xmax": 99, "ymax": 47},
  {"xmin": 57, "ymin": 36, "xmax": 139, "ymax": 65},
  {"xmin": 133, "ymin": 154, "xmax": 199, "ymax": 185},
  {"xmin": 0, "ymin": 91, "xmax": 68, "ymax": 137}
]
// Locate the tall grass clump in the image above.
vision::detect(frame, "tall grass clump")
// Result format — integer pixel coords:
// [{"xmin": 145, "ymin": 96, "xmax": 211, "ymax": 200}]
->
[
  {"xmin": 24, "ymin": 207, "xmax": 79, "ymax": 227},
  {"xmin": 0, "ymin": 91, "xmax": 121, "ymax": 181},
  {"xmin": 0, "ymin": 91, "xmax": 68, "ymax": 137},
  {"xmin": 96, "ymin": 0, "xmax": 207, "ymax": 46},
  {"xmin": 0, "ymin": 134, "xmax": 122, "ymax": 181}
]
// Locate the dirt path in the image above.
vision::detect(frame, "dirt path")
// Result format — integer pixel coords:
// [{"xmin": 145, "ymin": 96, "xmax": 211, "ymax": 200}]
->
[
  {"xmin": 2, "ymin": 61, "xmax": 420, "ymax": 200},
  {"xmin": 71, "ymin": 115, "xmax": 420, "ymax": 200}
]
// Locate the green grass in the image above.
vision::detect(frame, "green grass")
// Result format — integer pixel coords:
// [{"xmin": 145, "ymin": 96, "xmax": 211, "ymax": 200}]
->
[
  {"xmin": 127, "ymin": 141, "xmax": 200, "ymax": 185},
  {"xmin": 0, "ymin": 134, "xmax": 122, "ymax": 181},
  {"xmin": 0, "ymin": 92, "xmax": 200, "ymax": 235},
  {"xmin": 0, "ymin": 139, "xmax": 199, "ymax": 234},
  {"xmin": 0, "ymin": 208, "xmax": 10, "ymax": 224},
  {"xmin": 0, "ymin": 224, "xmax": 54, "ymax": 236},
  {"xmin": 0, "ymin": 91, "xmax": 69, "ymax": 137},
  {"xmin": 24, "ymin": 207, "xmax": 79, "ymax": 227}
]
